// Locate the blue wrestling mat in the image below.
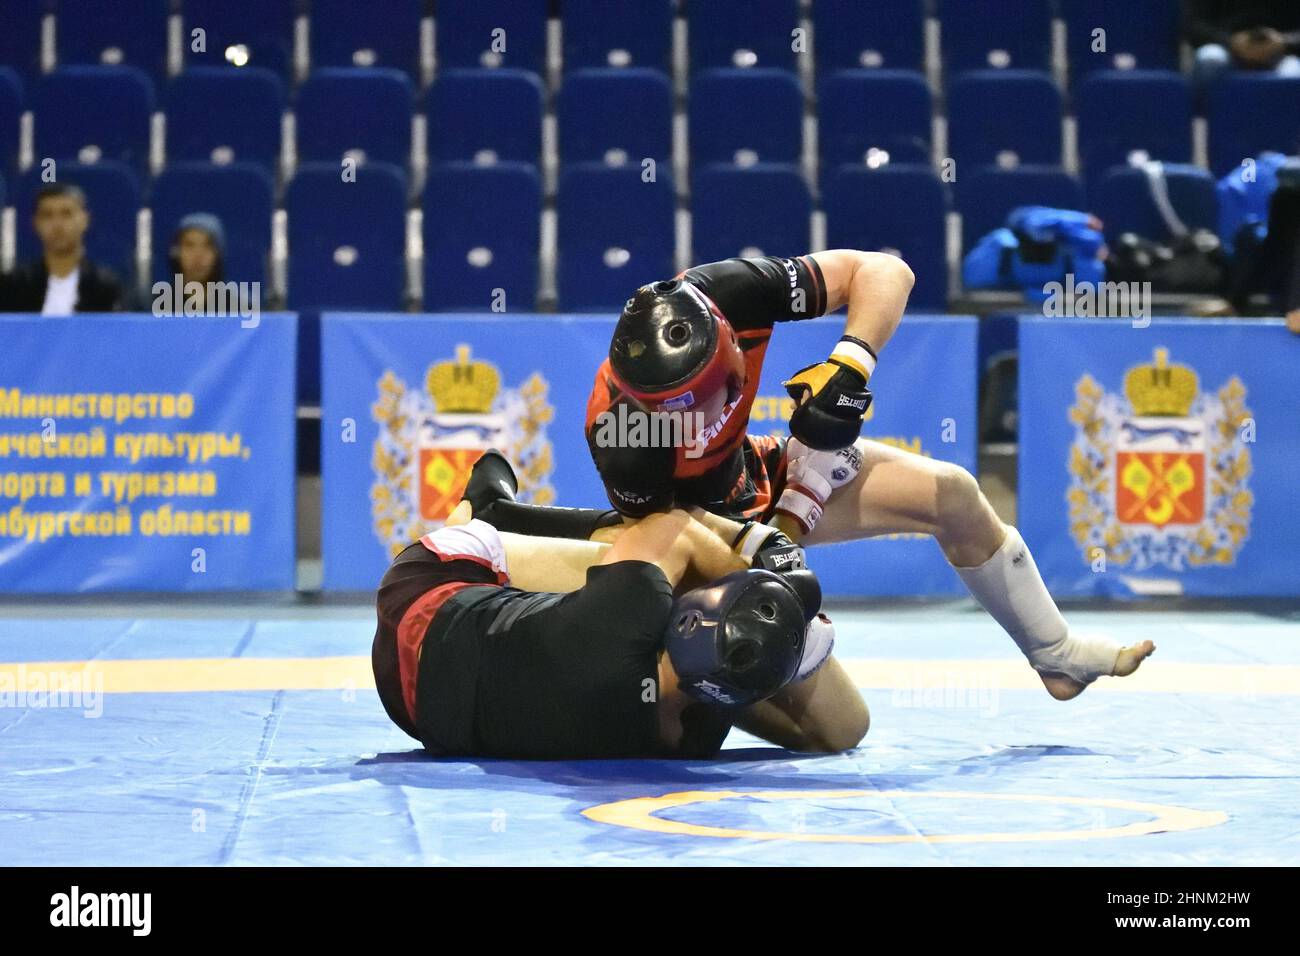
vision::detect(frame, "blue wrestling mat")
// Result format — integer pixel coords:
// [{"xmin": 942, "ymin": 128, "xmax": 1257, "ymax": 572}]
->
[{"xmin": 1, "ymin": 602, "xmax": 1297, "ymax": 866}]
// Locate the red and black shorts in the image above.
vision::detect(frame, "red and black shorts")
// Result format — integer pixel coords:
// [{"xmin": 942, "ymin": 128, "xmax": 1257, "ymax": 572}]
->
[{"xmin": 370, "ymin": 521, "xmax": 508, "ymax": 741}]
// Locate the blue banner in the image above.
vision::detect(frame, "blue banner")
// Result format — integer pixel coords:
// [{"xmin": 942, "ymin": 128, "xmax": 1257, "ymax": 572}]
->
[
  {"xmin": 1019, "ymin": 317, "xmax": 1300, "ymax": 597},
  {"xmin": 320, "ymin": 313, "xmax": 977, "ymax": 595},
  {"xmin": 0, "ymin": 315, "xmax": 297, "ymax": 592}
]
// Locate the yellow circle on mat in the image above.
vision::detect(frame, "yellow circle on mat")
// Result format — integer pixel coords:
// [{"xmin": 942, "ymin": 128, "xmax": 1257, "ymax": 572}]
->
[{"xmin": 581, "ymin": 790, "xmax": 1228, "ymax": 844}]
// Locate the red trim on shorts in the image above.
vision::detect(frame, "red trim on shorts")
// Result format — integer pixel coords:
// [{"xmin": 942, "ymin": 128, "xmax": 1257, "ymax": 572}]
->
[
  {"xmin": 395, "ymin": 579, "xmax": 501, "ymax": 726},
  {"xmin": 418, "ymin": 533, "xmax": 507, "ymax": 576}
]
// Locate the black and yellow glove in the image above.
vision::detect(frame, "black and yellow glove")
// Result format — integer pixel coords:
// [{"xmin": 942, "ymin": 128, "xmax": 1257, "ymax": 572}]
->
[{"xmin": 782, "ymin": 335, "xmax": 876, "ymax": 450}]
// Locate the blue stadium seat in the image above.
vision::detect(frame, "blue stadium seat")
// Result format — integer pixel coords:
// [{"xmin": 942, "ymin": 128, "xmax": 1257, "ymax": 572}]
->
[
  {"xmin": 1076, "ymin": 71, "xmax": 1191, "ymax": 183},
  {"xmin": 1090, "ymin": 164, "xmax": 1218, "ymax": 243},
  {"xmin": 824, "ymin": 165, "xmax": 948, "ymax": 309},
  {"xmin": 1207, "ymin": 75, "xmax": 1300, "ymax": 178},
  {"xmin": 818, "ymin": 70, "xmax": 932, "ymax": 168},
  {"xmin": 691, "ymin": 164, "xmax": 811, "ymax": 264},
  {"xmin": 14, "ymin": 161, "xmax": 142, "ymax": 283},
  {"xmin": 558, "ymin": 68, "xmax": 672, "ymax": 167},
  {"xmin": 1062, "ymin": 0, "xmax": 1181, "ymax": 80},
  {"xmin": 422, "ymin": 162, "xmax": 540, "ymax": 310},
  {"xmin": 426, "ymin": 68, "xmax": 542, "ymax": 166},
  {"xmin": 435, "ymin": 1, "xmax": 547, "ymax": 74},
  {"xmin": 0, "ymin": 0, "xmax": 44, "ymax": 85},
  {"xmin": 34, "ymin": 67, "xmax": 155, "ymax": 178},
  {"xmin": 181, "ymin": 0, "xmax": 295, "ymax": 81},
  {"xmin": 955, "ymin": 166, "xmax": 1086, "ymax": 251},
  {"xmin": 296, "ymin": 68, "xmax": 413, "ymax": 168},
  {"xmin": 563, "ymin": 0, "xmax": 672, "ymax": 72},
  {"xmin": 151, "ymin": 162, "xmax": 274, "ymax": 285},
  {"xmin": 309, "ymin": 0, "xmax": 423, "ymax": 82},
  {"xmin": 0, "ymin": 69, "xmax": 21, "ymax": 179},
  {"xmin": 286, "ymin": 162, "xmax": 408, "ymax": 310},
  {"xmin": 56, "ymin": 0, "xmax": 169, "ymax": 84},
  {"xmin": 947, "ymin": 70, "xmax": 1062, "ymax": 169},
  {"xmin": 557, "ymin": 163, "xmax": 676, "ymax": 311},
  {"xmin": 165, "ymin": 67, "xmax": 284, "ymax": 172},
  {"xmin": 690, "ymin": 68, "xmax": 803, "ymax": 166},
  {"xmin": 938, "ymin": 0, "xmax": 1052, "ymax": 74},
  {"xmin": 690, "ymin": 0, "xmax": 799, "ymax": 72},
  {"xmin": 814, "ymin": 0, "xmax": 924, "ymax": 73}
]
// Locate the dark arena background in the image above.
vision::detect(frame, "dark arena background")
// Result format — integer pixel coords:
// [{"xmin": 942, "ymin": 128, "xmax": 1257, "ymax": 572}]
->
[{"xmin": 0, "ymin": 0, "xmax": 1297, "ymax": 916}]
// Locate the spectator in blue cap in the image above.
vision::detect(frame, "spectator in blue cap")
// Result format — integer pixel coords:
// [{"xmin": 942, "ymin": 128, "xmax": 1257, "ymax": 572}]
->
[
  {"xmin": 154, "ymin": 212, "xmax": 230, "ymax": 316},
  {"xmin": 171, "ymin": 213, "xmax": 225, "ymax": 287}
]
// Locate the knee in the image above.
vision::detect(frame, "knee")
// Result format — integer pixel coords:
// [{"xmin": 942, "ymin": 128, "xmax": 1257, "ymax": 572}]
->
[
  {"xmin": 804, "ymin": 699, "xmax": 870, "ymax": 753},
  {"xmin": 933, "ymin": 463, "xmax": 986, "ymax": 529}
]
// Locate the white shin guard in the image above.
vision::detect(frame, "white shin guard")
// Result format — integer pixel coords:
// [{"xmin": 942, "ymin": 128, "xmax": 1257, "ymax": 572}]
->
[{"xmin": 953, "ymin": 527, "xmax": 1120, "ymax": 684}]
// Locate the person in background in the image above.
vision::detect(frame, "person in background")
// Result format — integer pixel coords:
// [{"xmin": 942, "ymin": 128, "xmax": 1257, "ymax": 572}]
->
[
  {"xmin": 1224, "ymin": 159, "xmax": 1300, "ymax": 331},
  {"xmin": 170, "ymin": 213, "xmax": 225, "ymax": 289},
  {"xmin": 0, "ymin": 184, "xmax": 126, "ymax": 315},
  {"xmin": 160, "ymin": 212, "xmax": 227, "ymax": 315},
  {"xmin": 1185, "ymin": 0, "xmax": 1300, "ymax": 87}
]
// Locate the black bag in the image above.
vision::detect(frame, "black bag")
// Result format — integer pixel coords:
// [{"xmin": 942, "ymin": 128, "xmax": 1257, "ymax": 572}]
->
[
  {"xmin": 1103, "ymin": 161, "xmax": 1226, "ymax": 293},
  {"xmin": 1107, "ymin": 229, "xmax": 1227, "ymax": 294}
]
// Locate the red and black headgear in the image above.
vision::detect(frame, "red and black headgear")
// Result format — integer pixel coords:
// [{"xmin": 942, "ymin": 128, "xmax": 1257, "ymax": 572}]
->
[{"xmin": 608, "ymin": 279, "xmax": 746, "ymax": 411}]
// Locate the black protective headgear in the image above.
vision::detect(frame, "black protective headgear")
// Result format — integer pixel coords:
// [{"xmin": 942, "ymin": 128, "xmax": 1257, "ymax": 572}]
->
[
  {"xmin": 664, "ymin": 568, "xmax": 821, "ymax": 708},
  {"xmin": 609, "ymin": 279, "xmax": 746, "ymax": 412}
]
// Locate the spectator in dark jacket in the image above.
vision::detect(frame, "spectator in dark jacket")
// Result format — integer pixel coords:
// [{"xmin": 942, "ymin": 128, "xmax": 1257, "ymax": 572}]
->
[
  {"xmin": 0, "ymin": 184, "xmax": 126, "ymax": 315},
  {"xmin": 1185, "ymin": 0, "xmax": 1300, "ymax": 86}
]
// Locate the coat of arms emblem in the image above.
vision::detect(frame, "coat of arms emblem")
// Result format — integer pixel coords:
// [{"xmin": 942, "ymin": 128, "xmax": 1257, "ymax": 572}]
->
[
  {"xmin": 1068, "ymin": 348, "xmax": 1253, "ymax": 571},
  {"xmin": 370, "ymin": 345, "xmax": 555, "ymax": 555}
]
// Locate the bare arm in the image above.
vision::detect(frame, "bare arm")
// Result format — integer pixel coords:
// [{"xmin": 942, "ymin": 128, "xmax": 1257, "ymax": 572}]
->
[
  {"xmin": 498, "ymin": 532, "xmax": 610, "ymax": 592},
  {"xmin": 730, "ymin": 656, "xmax": 869, "ymax": 752},
  {"xmin": 809, "ymin": 249, "xmax": 914, "ymax": 363},
  {"xmin": 597, "ymin": 510, "xmax": 747, "ymax": 589}
]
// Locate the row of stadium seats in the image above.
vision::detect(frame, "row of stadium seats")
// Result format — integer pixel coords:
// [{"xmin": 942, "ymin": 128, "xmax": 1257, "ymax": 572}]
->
[
  {"xmin": 0, "ymin": 160, "xmax": 1221, "ymax": 312},
  {"xmin": 3, "ymin": 64, "xmax": 1295, "ymax": 185},
  {"xmin": 1, "ymin": 0, "xmax": 1183, "ymax": 86}
]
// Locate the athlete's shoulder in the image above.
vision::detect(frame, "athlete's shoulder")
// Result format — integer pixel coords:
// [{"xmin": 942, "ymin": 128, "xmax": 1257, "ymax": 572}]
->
[{"xmin": 682, "ymin": 255, "xmax": 827, "ymax": 329}]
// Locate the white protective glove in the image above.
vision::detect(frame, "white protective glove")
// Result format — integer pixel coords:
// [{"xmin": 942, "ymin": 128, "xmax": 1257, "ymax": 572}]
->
[{"xmin": 773, "ymin": 438, "xmax": 864, "ymax": 535}]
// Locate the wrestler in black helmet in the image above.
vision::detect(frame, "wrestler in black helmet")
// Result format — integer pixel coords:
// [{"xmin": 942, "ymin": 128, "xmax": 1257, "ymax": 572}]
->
[{"xmin": 608, "ymin": 279, "xmax": 746, "ymax": 410}]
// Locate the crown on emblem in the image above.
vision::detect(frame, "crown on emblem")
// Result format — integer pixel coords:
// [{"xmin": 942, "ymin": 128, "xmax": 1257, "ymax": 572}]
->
[
  {"xmin": 425, "ymin": 344, "xmax": 499, "ymax": 413},
  {"xmin": 1124, "ymin": 347, "xmax": 1198, "ymax": 418}
]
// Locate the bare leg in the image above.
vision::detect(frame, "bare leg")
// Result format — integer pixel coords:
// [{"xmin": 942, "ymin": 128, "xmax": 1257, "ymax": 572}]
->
[
  {"xmin": 497, "ymin": 532, "xmax": 610, "ymax": 592},
  {"xmin": 731, "ymin": 658, "xmax": 869, "ymax": 752},
  {"xmin": 805, "ymin": 439, "xmax": 1154, "ymax": 697},
  {"xmin": 802, "ymin": 438, "xmax": 1003, "ymax": 565}
]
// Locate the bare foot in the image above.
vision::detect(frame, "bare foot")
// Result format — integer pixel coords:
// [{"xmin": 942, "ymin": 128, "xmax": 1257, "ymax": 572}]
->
[{"xmin": 1038, "ymin": 640, "xmax": 1156, "ymax": 700}]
